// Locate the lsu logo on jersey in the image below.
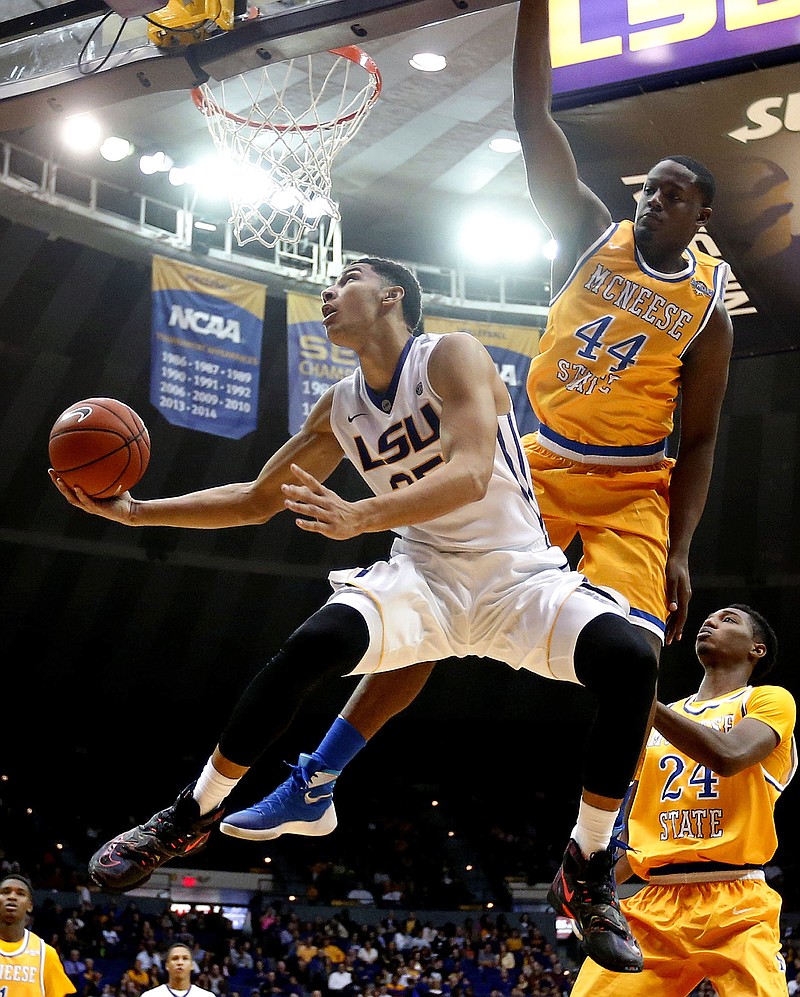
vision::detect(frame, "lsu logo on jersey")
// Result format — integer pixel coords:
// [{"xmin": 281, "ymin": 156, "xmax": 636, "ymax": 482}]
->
[{"xmin": 352, "ymin": 401, "xmax": 444, "ymax": 489}]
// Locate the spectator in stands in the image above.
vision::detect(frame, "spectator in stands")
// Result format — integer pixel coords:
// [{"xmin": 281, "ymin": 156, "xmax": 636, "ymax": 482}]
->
[
  {"xmin": 207, "ymin": 964, "xmax": 228, "ymax": 996},
  {"xmin": 123, "ymin": 959, "xmax": 150, "ymax": 994},
  {"xmin": 66, "ymin": 910, "xmax": 87, "ymax": 939},
  {"xmin": 477, "ymin": 945, "xmax": 497, "ymax": 970},
  {"xmin": 356, "ymin": 940, "xmax": 380, "ymax": 971},
  {"xmin": 428, "ymin": 973, "xmax": 444, "ymax": 997},
  {"xmin": 64, "ymin": 950, "xmax": 88, "ymax": 992},
  {"xmin": 102, "ymin": 924, "xmax": 122, "ymax": 955},
  {"xmin": 135, "ymin": 942, "xmax": 162, "ymax": 975},
  {"xmin": 380, "ymin": 885, "xmax": 403, "ymax": 908},
  {"xmin": 328, "ymin": 962, "xmax": 354, "ymax": 996},
  {"xmin": 323, "ymin": 938, "xmax": 347, "ymax": 967},
  {"xmin": 498, "ymin": 946, "xmax": 515, "ymax": 974},
  {"xmin": 294, "ymin": 936, "xmax": 320, "ymax": 976},
  {"xmin": 81, "ymin": 958, "xmax": 104, "ymax": 997},
  {"xmin": 386, "ymin": 973, "xmax": 406, "ymax": 997},
  {"xmin": 259, "ymin": 969, "xmax": 283, "ymax": 997},
  {"xmin": 346, "ymin": 885, "xmax": 375, "ymax": 907},
  {"xmin": 233, "ymin": 941, "xmax": 255, "ymax": 973}
]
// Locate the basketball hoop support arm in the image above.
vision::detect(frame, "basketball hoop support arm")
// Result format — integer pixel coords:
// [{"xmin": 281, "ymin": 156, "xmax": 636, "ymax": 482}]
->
[{"xmin": 148, "ymin": 0, "xmax": 235, "ymax": 47}]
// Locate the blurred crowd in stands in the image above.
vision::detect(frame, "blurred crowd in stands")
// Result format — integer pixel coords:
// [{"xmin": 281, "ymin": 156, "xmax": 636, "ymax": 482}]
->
[
  {"xmin": 0, "ymin": 881, "xmax": 579, "ymax": 997},
  {"xmin": 2, "ymin": 765, "xmax": 800, "ymax": 997}
]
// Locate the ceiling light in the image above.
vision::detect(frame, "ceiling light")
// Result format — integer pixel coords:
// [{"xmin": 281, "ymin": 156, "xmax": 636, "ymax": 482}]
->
[
  {"xmin": 139, "ymin": 151, "xmax": 173, "ymax": 175},
  {"xmin": 409, "ymin": 52, "xmax": 447, "ymax": 72},
  {"xmin": 169, "ymin": 166, "xmax": 193, "ymax": 186},
  {"xmin": 543, "ymin": 238, "xmax": 559, "ymax": 260},
  {"xmin": 459, "ymin": 213, "xmax": 542, "ymax": 265},
  {"xmin": 194, "ymin": 220, "xmax": 217, "ymax": 232},
  {"xmin": 100, "ymin": 136, "xmax": 133, "ymax": 162},
  {"xmin": 489, "ymin": 137, "xmax": 521, "ymax": 154},
  {"xmin": 62, "ymin": 114, "xmax": 102, "ymax": 153}
]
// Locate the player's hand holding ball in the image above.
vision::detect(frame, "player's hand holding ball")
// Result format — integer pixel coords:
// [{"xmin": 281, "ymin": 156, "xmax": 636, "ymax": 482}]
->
[{"xmin": 48, "ymin": 397, "xmax": 150, "ymax": 523}]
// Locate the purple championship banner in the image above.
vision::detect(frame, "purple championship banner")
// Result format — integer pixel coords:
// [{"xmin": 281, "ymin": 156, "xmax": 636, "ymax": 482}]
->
[
  {"xmin": 285, "ymin": 292, "xmax": 544, "ymax": 438},
  {"xmin": 550, "ymin": 0, "xmax": 800, "ymax": 99}
]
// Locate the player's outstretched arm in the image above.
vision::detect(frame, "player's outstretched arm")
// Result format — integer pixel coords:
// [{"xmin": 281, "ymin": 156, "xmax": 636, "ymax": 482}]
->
[
  {"xmin": 49, "ymin": 388, "xmax": 344, "ymax": 530},
  {"xmin": 512, "ymin": 0, "xmax": 610, "ymax": 256},
  {"xmin": 663, "ymin": 301, "xmax": 733, "ymax": 642}
]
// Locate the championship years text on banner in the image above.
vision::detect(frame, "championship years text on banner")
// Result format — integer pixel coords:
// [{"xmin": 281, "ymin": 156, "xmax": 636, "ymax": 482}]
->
[
  {"xmin": 151, "ymin": 255, "xmax": 266, "ymax": 439},
  {"xmin": 286, "ymin": 291, "xmax": 543, "ymax": 437}
]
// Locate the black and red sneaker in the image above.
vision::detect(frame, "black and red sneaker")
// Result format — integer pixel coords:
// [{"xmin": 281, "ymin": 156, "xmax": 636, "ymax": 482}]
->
[
  {"xmin": 89, "ymin": 785, "xmax": 224, "ymax": 893},
  {"xmin": 548, "ymin": 838, "xmax": 643, "ymax": 973}
]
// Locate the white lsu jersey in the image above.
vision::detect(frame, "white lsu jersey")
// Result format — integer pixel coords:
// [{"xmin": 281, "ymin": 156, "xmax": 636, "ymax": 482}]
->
[{"xmin": 329, "ymin": 333, "xmax": 560, "ymax": 556}]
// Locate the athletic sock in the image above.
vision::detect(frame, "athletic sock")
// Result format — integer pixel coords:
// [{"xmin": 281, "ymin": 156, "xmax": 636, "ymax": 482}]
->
[
  {"xmin": 311, "ymin": 716, "xmax": 367, "ymax": 772},
  {"xmin": 193, "ymin": 759, "xmax": 240, "ymax": 815},
  {"xmin": 571, "ymin": 799, "xmax": 619, "ymax": 859}
]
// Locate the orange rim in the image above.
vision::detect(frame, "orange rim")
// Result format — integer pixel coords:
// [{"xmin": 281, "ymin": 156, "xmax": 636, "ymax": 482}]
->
[{"xmin": 190, "ymin": 45, "xmax": 381, "ymax": 132}]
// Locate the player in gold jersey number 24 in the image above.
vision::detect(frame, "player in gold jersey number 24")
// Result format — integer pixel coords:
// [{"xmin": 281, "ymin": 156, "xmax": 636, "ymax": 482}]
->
[{"xmin": 572, "ymin": 605, "xmax": 796, "ymax": 997}]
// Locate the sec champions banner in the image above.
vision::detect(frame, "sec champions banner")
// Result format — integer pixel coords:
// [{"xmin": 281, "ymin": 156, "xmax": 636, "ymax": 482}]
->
[
  {"xmin": 286, "ymin": 294, "xmax": 542, "ymax": 437},
  {"xmin": 286, "ymin": 291, "xmax": 358, "ymax": 436},
  {"xmin": 151, "ymin": 255, "xmax": 266, "ymax": 439},
  {"xmin": 423, "ymin": 316, "xmax": 543, "ymax": 436}
]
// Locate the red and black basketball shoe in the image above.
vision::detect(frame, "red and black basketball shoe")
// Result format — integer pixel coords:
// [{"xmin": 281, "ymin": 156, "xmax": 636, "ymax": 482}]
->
[
  {"xmin": 89, "ymin": 785, "xmax": 224, "ymax": 893},
  {"xmin": 548, "ymin": 838, "xmax": 643, "ymax": 973}
]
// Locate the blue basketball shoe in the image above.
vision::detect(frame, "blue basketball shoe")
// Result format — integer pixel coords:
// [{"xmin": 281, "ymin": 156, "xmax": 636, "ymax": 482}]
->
[{"xmin": 220, "ymin": 753, "xmax": 339, "ymax": 840}]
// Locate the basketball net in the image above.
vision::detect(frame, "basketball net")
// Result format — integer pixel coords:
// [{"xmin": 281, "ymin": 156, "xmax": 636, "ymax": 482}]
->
[{"xmin": 192, "ymin": 47, "xmax": 381, "ymax": 248}]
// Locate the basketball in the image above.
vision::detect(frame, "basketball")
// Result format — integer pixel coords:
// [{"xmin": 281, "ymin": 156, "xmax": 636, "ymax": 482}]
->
[{"xmin": 49, "ymin": 397, "xmax": 151, "ymax": 499}]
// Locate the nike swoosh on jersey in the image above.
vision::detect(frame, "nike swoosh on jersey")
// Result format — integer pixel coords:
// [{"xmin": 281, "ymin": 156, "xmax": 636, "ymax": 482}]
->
[{"xmin": 347, "ymin": 413, "xmax": 367, "ymax": 422}]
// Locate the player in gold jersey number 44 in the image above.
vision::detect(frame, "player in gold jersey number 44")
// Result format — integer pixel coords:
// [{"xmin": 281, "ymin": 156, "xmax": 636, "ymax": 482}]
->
[
  {"xmin": 572, "ymin": 605, "xmax": 796, "ymax": 997},
  {"xmin": 0, "ymin": 874, "xmax": 76, "ymax": 997}
]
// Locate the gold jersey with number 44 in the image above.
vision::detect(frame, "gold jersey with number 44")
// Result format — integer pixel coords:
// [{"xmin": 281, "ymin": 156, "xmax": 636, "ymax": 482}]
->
[{"xmin": 528, "ymin": 219, "xmax": 729, "ymax": 454}]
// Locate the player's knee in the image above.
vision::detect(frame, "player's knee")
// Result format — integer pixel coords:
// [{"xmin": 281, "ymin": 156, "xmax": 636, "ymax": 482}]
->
[
  {"xmin": 281, "ymin": 603, "xmax": 371, "ymax": 680},
  {"xmin": 575, "ymin": 613, "xmax": 657, "ymax": 702}
]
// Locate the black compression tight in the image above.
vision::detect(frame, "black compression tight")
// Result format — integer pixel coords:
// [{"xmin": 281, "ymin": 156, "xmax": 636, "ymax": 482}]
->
[
  {"xmin": 573, "ymin": 613, "xmax": 658, "ymax": 801},
  {"xmin": 218, "ymin": 603, "xmax": 370, "ymax": 767}
]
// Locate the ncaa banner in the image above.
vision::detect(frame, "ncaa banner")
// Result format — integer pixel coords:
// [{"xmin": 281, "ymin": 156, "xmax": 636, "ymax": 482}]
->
[
  {"xmin": 423, "ymin": 316, "xmax": 543, "ymax": 436},
  {"xmin": 286, "ymin": 291, "xmax": 357, "ymax": 436},
  {"xmin": 151, "ymin": 255, "xmax": 266, "ymax": 439}
]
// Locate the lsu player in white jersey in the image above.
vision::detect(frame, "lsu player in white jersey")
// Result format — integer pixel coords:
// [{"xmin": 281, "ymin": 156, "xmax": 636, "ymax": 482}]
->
[
  {"xmin": 572, "ymin": 604, "xmax": 796, "ymax": 996},
  {"xmin": 0, "ymin": 874, "xmax": 75, "ymax": 997},
  {"xmin": 52, "ymin": 258, "xmax": 656, "ymax": 974},
  {"xmin": 211, "ymin": 0, "xmax": 733, "ymax": 935}
]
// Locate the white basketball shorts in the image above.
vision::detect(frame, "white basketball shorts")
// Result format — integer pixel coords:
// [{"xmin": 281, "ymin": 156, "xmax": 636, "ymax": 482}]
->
[{"xmin": 326, "ymin": 537, "xmax": 629, "ymax": 684}]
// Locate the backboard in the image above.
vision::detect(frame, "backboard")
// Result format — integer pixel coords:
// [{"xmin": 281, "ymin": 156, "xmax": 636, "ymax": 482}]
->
[{"xmin": 0, "ymin": 0, "xmax": 517, "ymax": 132}]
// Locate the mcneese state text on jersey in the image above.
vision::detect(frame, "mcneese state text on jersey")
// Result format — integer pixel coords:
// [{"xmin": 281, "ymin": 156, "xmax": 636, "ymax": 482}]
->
[{"xmin": 528, "ymin": 219, "xmax": 729, "ymax": 450}]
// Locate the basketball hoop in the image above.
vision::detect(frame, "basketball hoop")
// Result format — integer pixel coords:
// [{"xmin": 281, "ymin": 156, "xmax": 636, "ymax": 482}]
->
[{"xmin": 191, "ymin": 47, "xmax": 381, "ymax": 248}]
